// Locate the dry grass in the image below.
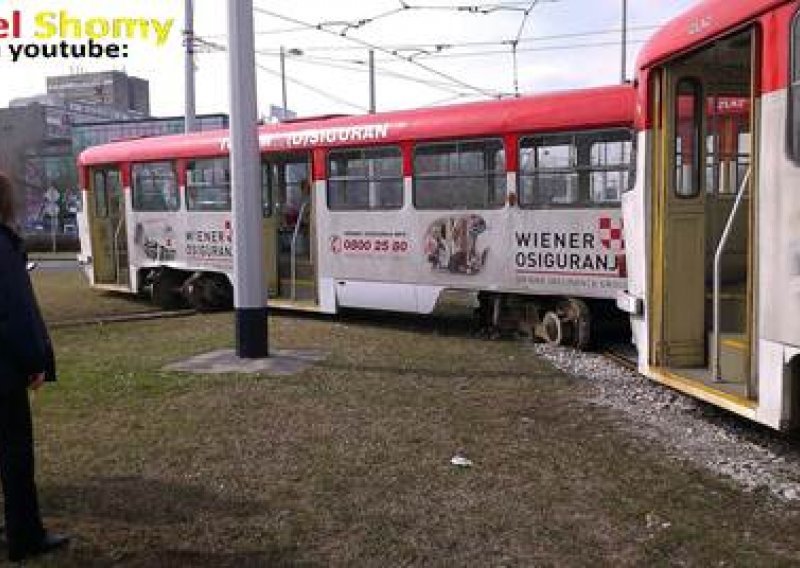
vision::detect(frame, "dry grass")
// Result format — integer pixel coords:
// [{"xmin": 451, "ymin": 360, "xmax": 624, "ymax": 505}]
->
[
  {"xmin": 3, "ymin": 273, "xmax": 800, "ymax": 566},
  {"xmin": 31, "ymin": 270, "xmax": 158, "ymax": 323}
]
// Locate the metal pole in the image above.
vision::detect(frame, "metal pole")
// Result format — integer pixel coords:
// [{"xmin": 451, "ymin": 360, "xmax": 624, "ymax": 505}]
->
[
  {"xmin": 227, "ymin": 0, "xmax": 268, "ymax": 358},
  {"xmin": 185, "ymin": 0, "xmax": 198, "ymax": 133},
  {"xmin": 280, "ymin": 46, "xmax": 288, "ymax": 120},
  {"xmin": 369, "ymin": 49, "xmax": 376, "ymax": 113},
  {"xmin": 621, "ymin": 0, "xmax": 628, "ymax": 83}
]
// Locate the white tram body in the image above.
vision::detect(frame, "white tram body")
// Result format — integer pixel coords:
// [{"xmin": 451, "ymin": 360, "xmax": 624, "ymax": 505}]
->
[
  {"xmin": 78, "ymin": 86, "xmax": 635, "ymax": 346},
  {"xmin": 618, "ymin": 0, "xmax": 800, "ymax": 429}
]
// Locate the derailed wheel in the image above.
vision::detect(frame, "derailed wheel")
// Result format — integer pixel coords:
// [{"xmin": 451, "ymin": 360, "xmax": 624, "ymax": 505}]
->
[
  {"xmin": 182, "ymin": 273, "xmax": 233, "ymax": 311},
  {"xmin": 541, "ymin": 299, "xmax": 592, "ymax": 350},
  {"xmin": 563, "ymin": 298, "xmax": 592, "ymax": 350},
  {"xmin": 151, "ymin": 269, "xmax": 186, "ymax": 310},
  {"xmin": 542, "ymin": 310, "xmax": 571, "ymax": 346}
]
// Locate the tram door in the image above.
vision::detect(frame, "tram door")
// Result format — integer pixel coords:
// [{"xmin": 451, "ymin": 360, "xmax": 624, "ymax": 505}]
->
[
  {"xmin": 653, "ymin": 30, "xmax": 755, "ymax": 392},
  {"xmin": 89, "ymin": 167, "xmax": 129, "ymax": 286},
  {"xmin": 262, "ymin": 153, "xmax": 315, "ymax": 302}
]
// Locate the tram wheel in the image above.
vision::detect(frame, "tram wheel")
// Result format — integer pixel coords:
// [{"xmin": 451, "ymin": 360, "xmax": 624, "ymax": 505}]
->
[
  {"xmin": 151, "ymin": 269, "xmax": 186, "ymax": 310},
  {"xmin": 541, "ymin": 299, "xmax": 592, "ymax": 349}
]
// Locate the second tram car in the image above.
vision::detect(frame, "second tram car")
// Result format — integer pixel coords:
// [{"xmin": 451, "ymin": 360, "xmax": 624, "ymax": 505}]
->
[
  {"xmin": 618, "ymin": 0, "xmax": 800, "ymax": 429},
  {"xmin": 77, "ymin": 85, "xmax": 635, "ymax": 347}
]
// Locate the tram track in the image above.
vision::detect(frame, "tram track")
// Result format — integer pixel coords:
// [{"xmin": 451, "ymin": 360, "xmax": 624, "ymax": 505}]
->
[{"xmin": 49, "ymin": 308, "xmax": 198, "ymax": 329}]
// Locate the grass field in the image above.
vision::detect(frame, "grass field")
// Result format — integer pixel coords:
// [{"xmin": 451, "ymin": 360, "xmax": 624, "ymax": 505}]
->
[
  {"xmin": 5, "ymin": 273, "xmax": 800, "ymax": 566},
  {"xmin": 32, "ymin": 270, "xmax": 159, "ymax": 323}
]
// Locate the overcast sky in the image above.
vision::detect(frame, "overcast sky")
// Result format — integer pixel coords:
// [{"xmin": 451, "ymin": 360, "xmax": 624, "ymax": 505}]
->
[{"xmin": 0, "ymin": 0, "xmax": 697, "ymax": 118}]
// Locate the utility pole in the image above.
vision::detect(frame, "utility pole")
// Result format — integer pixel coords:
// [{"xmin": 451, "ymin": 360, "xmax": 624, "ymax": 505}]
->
[
  {"xmin": 280, "ymin": 45, "xmax": 288, "ymax": 119},
  {"xmin": 184, "ymin": 0, "xmax": 198, "ymax": 133},
  {"xmin": 369, "ymin": 50, "xmax": 376, "ymax": 113},
  {"xmin": 621, "ymin": 0, "xmax": 628, "ymax": 83},
  {"xmin": 227, "ymin": 0, "xmax": 268, "ymax": 358}
]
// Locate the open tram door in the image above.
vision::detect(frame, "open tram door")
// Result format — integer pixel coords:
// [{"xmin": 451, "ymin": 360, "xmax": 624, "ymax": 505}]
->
[
  {"xmin": 262, "ymin": 152, "xmax": 317, "ymax": 306},
  {"xmin": 650, "ymin": 28, "xmax": 758, "ymax": 403},
  {"xmin": 88, "ymin": 166, "xmax": 129, "ymax": 289}
]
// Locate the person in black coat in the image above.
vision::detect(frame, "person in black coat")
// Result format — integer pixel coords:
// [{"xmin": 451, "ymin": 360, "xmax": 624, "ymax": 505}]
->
[{"xmin": 0, "ymin": 172, "xmax": 69, "ymax": 562}]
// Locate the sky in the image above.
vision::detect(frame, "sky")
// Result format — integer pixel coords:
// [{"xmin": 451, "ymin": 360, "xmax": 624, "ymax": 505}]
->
[{"xmin": 0, "ymin": 0, "xmax": 697, "ymax": 119}]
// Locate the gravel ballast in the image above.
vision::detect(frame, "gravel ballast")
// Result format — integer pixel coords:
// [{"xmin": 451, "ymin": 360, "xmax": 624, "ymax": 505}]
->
[{"xmin": 533, "ymin": 344, "xmax": 800, "ymax": 501}]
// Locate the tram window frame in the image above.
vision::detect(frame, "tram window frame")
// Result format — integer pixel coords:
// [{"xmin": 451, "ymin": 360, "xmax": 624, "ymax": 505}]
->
[
  {"xmin": 674, "ymin": 78, "xmax": 703, "ymax": 198},
  {"xmin": 327, "ymin": 146, "xmax": 403, "ymax": 211},
  {"xmin": 186, "ymin": 157, "xmax": 232, "ymax": 212},
  {"xmin": 789, "ymin": 9, "xmax": 800, "ymax": 164},
  {"xmin": 93, "ymin": 170, "xmax": 108, "ymax": 218},
  {"xmin": 261, "ymin": 162, "xmax": 272, "ymax": 218},
  {"xmin": 131, "ymin": 161, "xmax": 180, "ymax": 212},
  {"xmin": 518, "ymin": 128, "xmax": 634, "ymax": 209},
  {"xmin": 413, "ymin": 138, "xmax": 506, "ymax": 210}
]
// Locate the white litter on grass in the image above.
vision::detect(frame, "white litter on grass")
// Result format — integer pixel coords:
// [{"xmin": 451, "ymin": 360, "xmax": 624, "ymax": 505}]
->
[
  {"xmin": 533, "ymin": 344, "xmax": 800, "ymax": 502},
  {"xmin": 450, "ymin": 455, "xmax": 474, "ymax": 468}
]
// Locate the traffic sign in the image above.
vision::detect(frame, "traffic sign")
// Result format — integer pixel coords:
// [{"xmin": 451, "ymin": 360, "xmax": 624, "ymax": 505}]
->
[
  {"xmin": 44, "ymin": 202, "xmax": 60, "ymax": 217},
  {"xmin": 45, "ymin": 187, "xmax": 60, "ymax": 203}
]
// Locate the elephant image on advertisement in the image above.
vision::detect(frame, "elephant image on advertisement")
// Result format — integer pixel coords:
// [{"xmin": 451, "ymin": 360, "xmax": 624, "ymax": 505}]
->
[
  {"xmin": 423, "ymin": 214, "xmax": 489, "ymax": 275},
  {"xmin": 134, "ymin": 221, "xmax": 177, "ymax": 262}
]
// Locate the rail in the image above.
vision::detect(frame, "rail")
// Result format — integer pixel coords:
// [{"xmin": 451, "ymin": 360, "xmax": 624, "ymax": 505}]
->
[
  {"xmin": 712, "ymin": 167, "xmax": 751, "ymax": 385},
  {"xmin": 290, "ymin": 201, "xmax": 309, "ymax": 301}
]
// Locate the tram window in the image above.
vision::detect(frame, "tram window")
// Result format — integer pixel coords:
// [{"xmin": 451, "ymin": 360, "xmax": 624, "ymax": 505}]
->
[
  {"xmin": 93, "ymin": 170, "xmax": 108, "ymax": 218},
  {"xmin": 589, "ymin": 135, "xmax": 632, "ymax": 204},
  {"xmin": 705, "ymin": 96, "xmax": 751, "ymax": 195},
  {"xmin": 413, "ymin": 139, "xmax": 506, "ymax": 210},
  {"xmin": 674, "ymin": 79, "xmax": 702, "ymax": 197},
  {"xmin": 186, "ymin": 158, "xmax": 231, "ymax": 212},
  {"xmin": 132, "ymin": 162, "xmax": 180, "ymax": 212},
  {"xmin": 518, "ymin": 129, "xmax": 632, "ymax": 208},
  {"xmin": 261, "ymin": 163, "xmax": 271, "ymax": 217},
  {"xmin": 705, "ymin": 134, "xmax": 719, "ymax": 194},
  {"xmin": 327, "ymin": 146, "xmax": 403, "ymax": 210},
  {"xmin": 790, "ymin": 11, "xmax": 800, "ymax": 163}
]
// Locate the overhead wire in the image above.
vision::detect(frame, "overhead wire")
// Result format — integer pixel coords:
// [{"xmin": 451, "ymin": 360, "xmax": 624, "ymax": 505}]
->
[
  {"xmin": 252, "ymin": 5, "xmax": 503, "ymax": 99},
  {"xmin": 249, "ymin": 25, "xmax": 659, "ymax": 53},
  {"xmin": 192, "ymin": 35, "xmax": 372, "ymax": 112}
]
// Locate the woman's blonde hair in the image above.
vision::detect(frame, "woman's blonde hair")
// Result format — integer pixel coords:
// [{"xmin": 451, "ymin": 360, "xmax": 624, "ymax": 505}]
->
[{"xmin": 0, "ymin": 172, "xmax": 16, "ymax": 226}]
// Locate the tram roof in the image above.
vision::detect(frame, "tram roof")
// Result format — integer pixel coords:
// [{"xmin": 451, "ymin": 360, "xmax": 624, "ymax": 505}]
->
[
  {"xmin": 636, "ymin": 0, "xmax": 794, "ymax": 71},
  {"xmin": 78, "ymin": 85, "xmax": 634, "ymax": 166}
]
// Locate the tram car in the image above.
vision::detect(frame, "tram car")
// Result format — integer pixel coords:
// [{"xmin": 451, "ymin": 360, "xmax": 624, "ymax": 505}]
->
[
  {"xmin": 617, "ymin": 0, "xmax": 800, "ymax": 429},
  {"xmin": 77, "ymin": 85, "xmax": 635, "ymax": 348}
]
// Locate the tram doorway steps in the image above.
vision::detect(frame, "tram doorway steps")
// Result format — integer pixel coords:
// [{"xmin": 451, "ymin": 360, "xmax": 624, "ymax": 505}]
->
[
  {"xmin": 278, "ymin": 278, "xmax": 315, "ymax": 301},
  {"xmin": 117, "ymin": 250, "xmax": 130, "ymax": 285},
  {"xmin": 715, "ymin": 333, "xmax": 748, "ymax": 386},
  {"xmin": 278, "ymin": 257, "xmax": 313, "ymax": 280}
]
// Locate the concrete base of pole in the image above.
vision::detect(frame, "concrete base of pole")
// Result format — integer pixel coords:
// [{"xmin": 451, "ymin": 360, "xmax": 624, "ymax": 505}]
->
[
  {"xmin": 164, "ymin": 348, "xmax": 327, "ymax": 376},
  {"xmin": 235, "ymin": 308, "xmax": 269, "ymax": 358}
]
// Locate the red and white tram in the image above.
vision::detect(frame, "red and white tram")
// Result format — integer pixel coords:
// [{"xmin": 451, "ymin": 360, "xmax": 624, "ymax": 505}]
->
[
  {"xmin": 77, "ymin": 85, "xmax": 635, "ymax": 347},
  {"xmin": 618, "ymin": 0, "xmax": 800, "ymax": 428},
  {"xmin": 77, "ymin": 0, "xmax": 800, "ymax": 429}
]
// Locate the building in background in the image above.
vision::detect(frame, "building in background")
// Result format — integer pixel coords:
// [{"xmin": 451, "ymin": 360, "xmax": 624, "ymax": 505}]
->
[
  {"xmin": 46, "ymin": 71, "xmax": 151, "ymax": 115},
  {"xmin": 72, "ymin": 114, "xmax": 228, "ymax": 156},
  {"xmin": 0, "ymin": 70, "xmax": 227, "ymax": 237}
]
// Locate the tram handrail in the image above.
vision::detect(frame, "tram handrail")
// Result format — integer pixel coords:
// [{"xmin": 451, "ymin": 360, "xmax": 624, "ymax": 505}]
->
[
  {"xmin": 712, "ymin": 167, "xmax": 751, "ymax": 384},
  {"xmin": 113, "ymin": 216, "xmax": 124, "ymax": 285},
  {"xmin": 290, "ymin": 201, "xmax": 309, "ymax": 301}
]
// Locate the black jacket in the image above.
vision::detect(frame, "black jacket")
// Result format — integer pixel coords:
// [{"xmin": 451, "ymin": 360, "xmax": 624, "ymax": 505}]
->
[{"xmin": 0, "ymin": 224, "xmax": 55, "ymax": 394}]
